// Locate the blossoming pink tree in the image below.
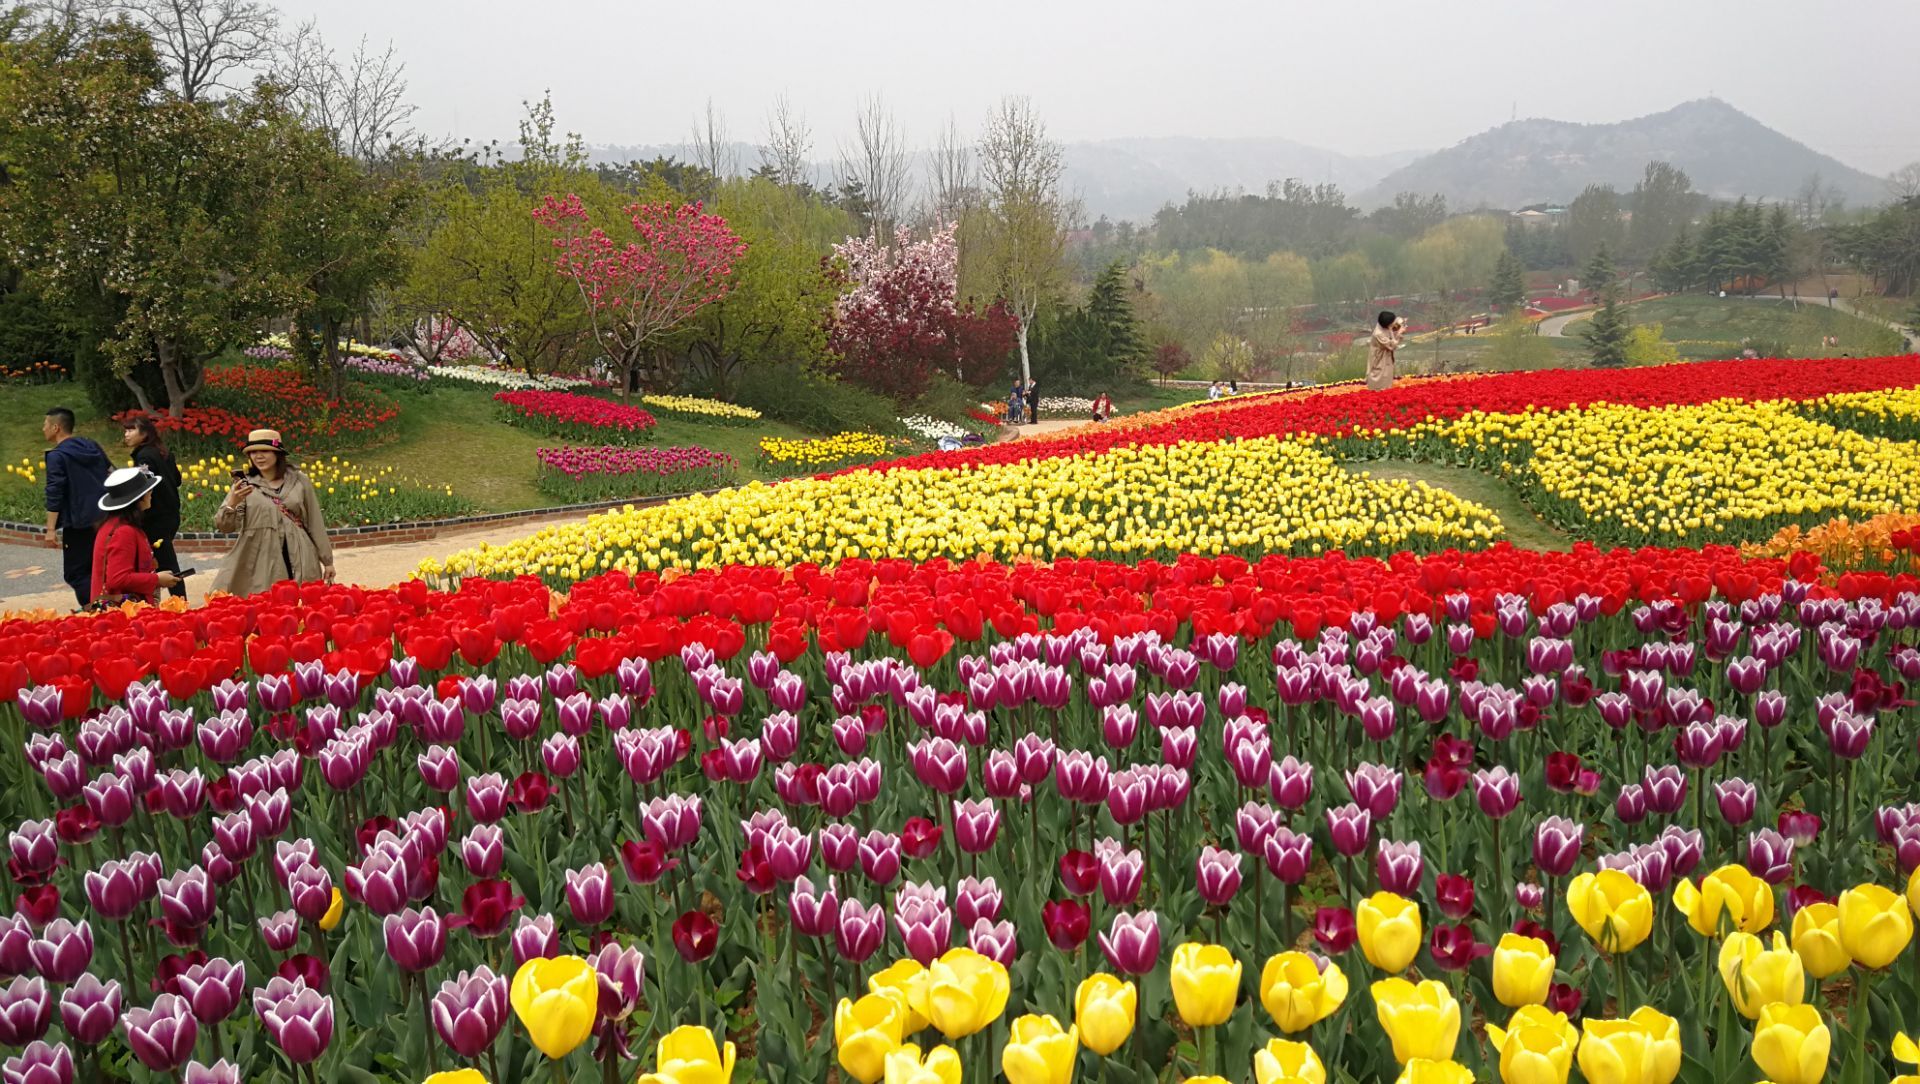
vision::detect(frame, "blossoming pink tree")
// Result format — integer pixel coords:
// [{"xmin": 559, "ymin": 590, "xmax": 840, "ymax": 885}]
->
[
  {"xmin": 532, "ymin": 195, "xmax": 747, "ymax": 399},
  {"xmin": 829, "ymin": 222, "xmax": 1017, "ymax": 401}
]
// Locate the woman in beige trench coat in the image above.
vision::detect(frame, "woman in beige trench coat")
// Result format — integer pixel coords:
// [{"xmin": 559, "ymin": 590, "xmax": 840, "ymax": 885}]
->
[
  {"xmin": 211, "ymin": 429, "xmax": 335, "ymax": 596},
  {"xmin": 1367, "ymin": 310, "xmax": 1406, "ymax": 391}
]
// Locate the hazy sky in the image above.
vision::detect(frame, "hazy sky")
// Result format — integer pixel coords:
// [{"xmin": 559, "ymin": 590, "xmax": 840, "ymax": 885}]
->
[{"xmin": 275, "ymin": 0, "xmax": 1920, "ymax": 174}]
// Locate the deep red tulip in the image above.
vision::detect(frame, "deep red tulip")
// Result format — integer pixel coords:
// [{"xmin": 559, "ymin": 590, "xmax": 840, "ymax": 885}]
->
[
  {"xmin": 735, "ymin": 843, "xmax": 775, "ymax": 895},
  {"xmin": 1545, "ymin": 982, "xmax": 1585, "ymax": 1017},
  {"xmin": 901, "ymin": 817, "xmax": 943, "ymax": 859},
  {"xmin": 275, "ymin": 953, "xmax": 330, "ymax": 990},
  {"xmin": 150, "ymin": 950, "xmax": 209, "ymax": 995},
  {"xmin": 671, "ymin": 910, "xmax": 718, "ymax": 963},
  {"xmin": 1434, "ymin": 873, "xmax": 1475, "ymax": 920},
  {"xmin": 54, "ymin": 805, "xmax": 100, "ymax": 846},
  {"xmin": 1544, "ymin": 752, "xmax": 1582, "ymax": 793},
  {"xmin": 618, "ymin": 839, "xmax": 678, "ymax": 885},
  {"xmin": 16, "ymin": 886, "xmax": 59, "ymax": 926},
  {"xmin": 699, "ymin": 748, "xmax": 727, "ymax": 782},
  {"xmin": 508, "ymin": 772, "xmax": 550, "ymax": 813},
  {"xmin": 1512, "ymin": 918, "xmax": 1561, "ymax": 957},
  {"xmin": 1313, "ymin": 907, "xmax": 1357, "ymax": 954},
  {"xmin": 356, "ymin": 816, "xmax": 398, "ymax": 855},
  {"xmin": 1427, "ymin": 923, "xmax": 1488, "ymax": 971},
  {"xmin": 1058, "ymin": 850, "xmax": 1099, "ymax": 896},
  {"xmin": 1042, "ymin": 899, "xmax": 1090, "ymax": 952},
  {"xmin": 450, "ymin": 880, "xmax": 523, "ymax": 938}
]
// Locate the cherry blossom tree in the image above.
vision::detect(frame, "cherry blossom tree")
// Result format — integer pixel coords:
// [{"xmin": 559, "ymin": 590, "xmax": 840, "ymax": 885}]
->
[
  {"xmin": 828, "ymin": 222, "xmax": 1017, "ymax": 401},
  {"xmin": 532, "ymin": 194, "xmax": 747, "ymax": 399}
]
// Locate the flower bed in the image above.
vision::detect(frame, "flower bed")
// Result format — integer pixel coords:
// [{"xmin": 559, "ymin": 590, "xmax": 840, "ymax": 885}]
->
[
  {"xmin": 1039, "ymin": 396, "xmax": 1097, "ymax": 418},
  {"xmin": 2, "ymin": 548, "xmax": 1919, "ymax": 1081},
  {"xmin": 756, "ymin": 432, "xmax": 897, "ymax": 472},
  {"xmin": 116, "ymin": 367, "xmax": 401, "ymax": 458},
  {"xmin": 901, "ymin": 416, "xmax": 971, "ymax": 442},
  {"xmin": 638, "ymin": 395, "xmax": 761, "ymax": 426},
  {"xmin": 430, "ymin": 364, "xmax": 602, "ymax": 392},
  {"xmin": 493, "ymin": 390, "xmax": 656, "ymax": 444},
  {"xmin": 0, "ymin": 360, "xmax": 68, "ymax": 385},
  {"xmin": 533, "ymin": 445, "xmax": 740, "ymax": 502}
]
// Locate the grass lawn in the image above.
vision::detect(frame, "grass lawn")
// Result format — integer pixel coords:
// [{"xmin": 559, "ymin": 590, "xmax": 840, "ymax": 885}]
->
[
  {"xmin": 1351, "ymin": 459, "xmax": 1570, "ymax": 552},
  {"xmin": 1116, "ymin": 385, "xmax": 1210, "ymax": 413},
  {"xmin": 1625, "ymin": 294, "xmax": 1903, "ymax": 359}
]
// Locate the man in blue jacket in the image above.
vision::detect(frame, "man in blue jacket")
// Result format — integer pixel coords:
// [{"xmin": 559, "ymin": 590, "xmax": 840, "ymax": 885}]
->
[{"xmin": 42, "ymin": 407, "xmax": 111, "ymax": 608}]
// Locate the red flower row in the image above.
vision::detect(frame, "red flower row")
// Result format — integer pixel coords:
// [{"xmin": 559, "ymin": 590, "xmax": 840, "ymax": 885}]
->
[
  {"xmin": 840, "ymin": 355, "xmax": 1920, "ymax": 477},
  {"xmin": 7, "ymin": 543, "xmax": 1912, "ymax": 708},
  {"xmin": 493, "ymin": 390, "xmax": 657, "ymax": 435}
]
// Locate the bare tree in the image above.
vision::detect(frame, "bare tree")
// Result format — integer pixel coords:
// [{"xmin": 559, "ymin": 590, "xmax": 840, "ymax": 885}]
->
[
  {"xmin": 977, "ymin": 96, "xmax": 1074, "ymax": 388},
  {"xmin": 82, "ymin": 0, "xmax": 278, "ymax": 100},
  {"xmin": 689, "ymin": 98, "xmax": 736, "ymax": 180},
  {"xmin": 836, "ymin": 94, "xmax": 912, "ymax": 240},
  {"xmin": 1888, "ymin": 161, "xmax": 1920, "ymax": 202},
  {"xmin": 274, "ymin": 22, "xmax": 416, "ymax": 162},
  {"xmin": 759, "ymin": 94, "xmax": 811, "ymax": 188},
  {"xmin": 928, "ymin": 113, "xmax": 976, "ymax": 225}
]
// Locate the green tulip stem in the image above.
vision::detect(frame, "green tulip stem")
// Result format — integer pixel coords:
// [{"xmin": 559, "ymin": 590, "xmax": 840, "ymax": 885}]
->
[
  {"xmin": 1852, "ymin": 969, "xmax": 1873, "ymax": 1080},
  {"xmin": 1280, "ymin": 879, "xmax": 1292, "ymax": 950},
  {"xmin": 1612, "ymin": 950, "xmax": 1630, "ymax": 1013},
  {"xmin": 1253, "ymin": 870, "xmax": 1264, "ymax": 965},
  {"xmin": 551, "ymin": 1058, "xmax": 568, "ymax": 1084},
  {"xmin": 420, "ymin": 974, "xmax": 439, "ymax": 1076}
]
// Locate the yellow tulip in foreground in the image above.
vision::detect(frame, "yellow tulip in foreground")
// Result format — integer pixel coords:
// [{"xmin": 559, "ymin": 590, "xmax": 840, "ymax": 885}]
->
[
  {"xmin": 638, "ymin": 1025, "xmax": 737, "ymax": 1084},
  {"xmin": 319, "ymin": 888, "xmax": 345, "ymax": 931},
  {"xmin": 1001, "ymin": 1014, "xmax": 1078, "ymax": 1084},
  {"xmin": 883, "ymin": 1044, "xmax": 962, "ymax": 1084},
  {"xmin": 1576, "ymin": 1007, "xmax": 1681, "ymax": 1084},
  {"xmin": 1171, "ymin": 942, "xmax": 1242, "ymax": 1027},
  {"xmin": 1485, "ymin": 1005, "xmax": 1578, "ymax": 1084},
  {"xmin": 1356, "ymin": 892, "xmax": 1423, "ymax": 974},
  {"xmin": 1253, "ymin": 1037, "xmax": 1327, "ymax": 1084},
  {"xmin": 836, "ymin": 993, "xmax": 908, "ymax": 1084},
  {"xmin": 1259, "ymin": 951, "xmax": 1349, "ymax": 1033},
  {"xmin": 1673, "ymin": 865, "xmax": 1774, "ymax": 936},
  {"xmin": 1790, "ymin": 902, "xmax": 1852, "ymax": 980},
  {"xmin": 1395, "ymin": 1060, "xmax": 1476, "ymax": 1084},
  {"xmin": 1492, "ymin": 932, "xmax": 1556, "ymax": 1007},
  {"xmin": 1750, "ymin": 1003, "xmax": 1829, "ymax": 1084},
  {"xmin": 1894, "ymin": 1032, "xmax": 1920, "ymax": 1084},
  {"xmin": 1567, "ymin": 869, "xmax": 1654, "ymax": 953},
  {"xmin": 1837, "ymin": 884, "xmax": 1914, "ymax": 969},
  {"xmin": 1908, "ymin": 866, "xmax": 1920, "ymax": 921},
  {"xmin": 1073, "ymin": 973, "xmax": 1137, "ymax": 1056},
  {"xmin": 422, "ymin": 1072, "xmax": 487, "ymax": 1084},
  {"xmin": 508, "ymin": 955, "xmax": 598, "ymax": 1059},
  {"xmin": 1718, "ymin": 932, "xmax": 1807, "ymax": 1018},
  {"xmin": 869, "ymin": 960, "xmax": 931, "ymax": 1033},
  {"xmin": 1370, "ymin": 978, "xmax": 1461, "ymax": 1065},
  {"xmin": 923, "ymin": 948, "xmax": 1010, "ymax": 1040}
]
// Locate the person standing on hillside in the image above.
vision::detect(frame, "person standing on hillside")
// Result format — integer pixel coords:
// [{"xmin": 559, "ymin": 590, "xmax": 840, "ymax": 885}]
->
[
  {"xmin": 1368, "ymin": 311, "xmax": 1406, "ymax": 391},
  {"xmin": 41, "ymin": 406, "xmax": 112, "ymax": 608}
]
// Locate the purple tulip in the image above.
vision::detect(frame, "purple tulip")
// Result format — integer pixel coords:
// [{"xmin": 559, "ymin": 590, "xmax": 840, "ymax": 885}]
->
[
  {"xmin": 1053, "ymin": 749, "xmax": 1110, "ymax": 804},
  {"xmin": 56, "ymin": 973, "xmax": 120, "ymax": 1044},
  {"xmin": 1375, "ymin": 840, "xmax": 1424, "ymax": 896},
  {"xmin": 80, "ymin": 773, "xmax": 135, "ymax": 828},
  {"xmin": 252, "ymin": 977, "xmax": 332, "ymax": 1064},
  {"xmin": 458, "ymin": 825, "xmax": 504, "ymax": 880},
  {"xmin": 174, "ymin": 958, "xmax": 245, "ymax": 1024},
  {"xmin": 613, "ymin": 657, "xmax": 648, "ymax": 700},
  {"xmin": 1472, "ymin": 766, "xmax": 1521, "ymax": 818},
  {"xmin": 182, "ymin": 1059, "xmax": 242, "ymax": 1084},
  {"xmin": 858, "ymin": 831, "xmax": 902, "ymax": 886},
  {"xmin": 1822, "ymin": 711, "xmax": 1873, "ymax": 759},
  {"xmin": 8, "ymin": 822, "xmax": 58, "ymax": 880},
  {"xmin": 15, "ymin": 688, "xmax": 62, "ymax": 730},
  {"xmin": 1642, "ymin": 765, "xmax": 1688, "ymax": 815},
  {"xmin": 1659, "ymin": 826, "xmax": 1705, "ymax": 879},
  {"xmin": 1714, "ymin": 779, "xmax": 1757, "ymax": 826},
  {"xmin": 155, "ymin": 867, "xmax": 214, "ymax": 931},
  {"xmin": 820, "ymin": 823, "xmax": 859, "ymax": 872},
  {"xmin": 967, "ymin": 918, "xmax": 1017, "ymax": 966},
  {"xmin": 1345, "ymin": 762, "xmax": 1402, "ymax": 819},
  {"xmin": 464, "ymin": 772, "xmax": 508, "ymax": 823},
  {"xmin": 25, "ymin": 921, "xmax": 91, "ymax": 985},
  {"xmin": 1226, "ymin": 731, "xmax": 1272, "ymax": 790},
  {"xmin": 641, "ymin": 795, "xmax": 703, "ymax": 851},
  {"xmin": 789, "ymin": 876, "xmax": 839, "ymax": 938},
  {"xmin": 510, "ymin": 915, "xmax": 558, "ymax": 968},
  {"xmin": 2, "ymin": 1040, "xmax": 73, "ymax": 1084},
  {"xmin": 1744, "ymin": 829, "xmax": 1796, "ymax": 884},
  {"xmin": 1235, "ymin": 802, "xmax": 1278, "ymax": 854},
  {"xmin": 1263, "ymin": 827, "xmax": 1313, "ymax": 884},
  {"xmin": 383, "ymin": 908, "xmax": 447, "ymax": 972},
  {"xmin": 834, "ymin": 898, "xmax": 887, "ymax": 964},
  {"xmin": 759, "ymin": 711, "xmax": 799, "ymax": 762},
  {"xmin": 431, "ymin": 967, "xmax": 508, "ymax": 1059},
  {"xmin": 344, "ymin": 848, "xmax": 409, "ymax": 916},
  {"xmin": 1326, "ymin": 803, "xmax": 1373, "ymax": 857},
  {"xmin": 1515, "ymin": 882, "xmax": 1544, "ymax": 911},
  {"xmin": 258, "ymin": 911, "xmax": 300, "ymax": 954},
  {"xmin": 123, "ymin": 993, "xmax": 196, "ymax": 1071},
  {"xmin": 1891, "ymin": 824, "xmax": 1920, "ymax": 874},
  {"xmin": 417, "ymin": 746, "xmax": 460, "ymax": 792},
  {"xmin": 1098, "ymin": 844, "xmax": 1144, "ymax": 906},
  {"xmin": 1196, "ymin": 846, "xmax": 1242, "ymax": 906},
  {"xmin": 952, "ymin": 799, "xmax": 1001, "ymax": 854},
  {"xmin": 953, "ymin": 876, "xmax": 1002, "ymax": 927},
  {"xmin": 592, "ymin": 941, "xmax": 646, "ymax": 1022},
  {"xmin": 0, "ymin": 977, "xmax": 50, "ymax": 1046},
  {"xmin": 1615, "ymin": 783, "xmax": 1650, "ymax": 824},
  {"xmin": 1780, "ymin": 811, "xmax": 1823, "ymax": 847},
  {"xmin": 1532, "ymin": 817, "xmax": 1584, "ymax": 878},
  {"xmin": 892, "ymin": 882, "xmax": 951, "ymax": 966},
  {"xmin": 1098, "ymin": 910, "xmax": 1162, "ymax": 975},
  {"xmin": 1269, "ymin": 755, "xmax": 1314, "ymax": 810},
  {"xmin": 564, "ymin": 864, "xmax": 614, "ymax": 927}
]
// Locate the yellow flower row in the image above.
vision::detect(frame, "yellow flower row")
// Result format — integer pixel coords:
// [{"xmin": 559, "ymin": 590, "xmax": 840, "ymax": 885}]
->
[
  {"xmin": 757, "ymin": 431, "xmax": 896, "ymax": 466},
  {"xmin": 1377, "ymin": 398, "xmax": 1920, "ymax": 544},
  {"xmin": 639, "ymin": 394, "xmax": 762, "ymax": 421},
  {"xmin": 422, "ymin": 436, "xmax": 1503, "ymax": 582}
]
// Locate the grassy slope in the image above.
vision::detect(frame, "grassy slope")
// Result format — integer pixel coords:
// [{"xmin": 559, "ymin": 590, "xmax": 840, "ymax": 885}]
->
[
  {"xmin": 1354, "ymin": 460, "xmax": 1572, "ymax": 552},
  {"xmin": 1626, "ymin": 294, "xmax": 1902, "ymax": 359}
]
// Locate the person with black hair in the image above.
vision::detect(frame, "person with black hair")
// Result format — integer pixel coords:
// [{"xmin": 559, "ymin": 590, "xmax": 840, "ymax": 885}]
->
[
  {"xmin": 1368, "ymin": 311, "xmax": 1406, "ymax": 391},
  {"xmin": 89, "ymin": 467, "xmax": 183, "ymax": 607},
  {"xmin": 41, "ymin": 406, "xmax": 112, "ymax": 608},
  {"xmin": 122, "ymin": 415, "xmax": 185, "ymax": 598}
]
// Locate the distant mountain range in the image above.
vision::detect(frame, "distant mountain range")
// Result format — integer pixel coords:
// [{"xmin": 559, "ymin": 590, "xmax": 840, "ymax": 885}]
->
[{"xmin": 572, "ymin": 98, "xmax": 1891, "ymax": 224}]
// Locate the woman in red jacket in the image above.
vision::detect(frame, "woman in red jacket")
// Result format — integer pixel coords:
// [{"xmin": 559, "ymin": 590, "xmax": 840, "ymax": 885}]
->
[{"xmin": 90, "ymin": 467, "xmax": 183, "ymax": 608}]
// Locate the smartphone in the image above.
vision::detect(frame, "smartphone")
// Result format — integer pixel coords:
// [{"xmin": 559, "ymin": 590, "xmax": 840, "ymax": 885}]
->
[
  {"xmin": 176, "ymin": 567, "xmax": 197, "ymax": 578},
  {"xmin": 230, "ymin": 470, "xmax": 248, "ymax": 481}
]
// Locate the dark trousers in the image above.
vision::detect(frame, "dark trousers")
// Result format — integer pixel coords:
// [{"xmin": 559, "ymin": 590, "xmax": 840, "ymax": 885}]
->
[
  {"xmin": 153, "ymin": 535, "xmax": 186, "ymax": 598},
  {"xmin": 60, "ymin": 526, "xmax": 96, "ymax": 609}
]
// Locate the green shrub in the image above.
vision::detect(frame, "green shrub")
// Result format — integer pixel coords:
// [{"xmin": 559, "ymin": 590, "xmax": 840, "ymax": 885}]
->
[{"xmin": 734, "ymin": 363, "xmax": 905, "ymax": 436}]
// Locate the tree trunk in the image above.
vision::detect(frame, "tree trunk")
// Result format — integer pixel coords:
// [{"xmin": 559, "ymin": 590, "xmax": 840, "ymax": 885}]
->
[
  {"xmin": 121, "ymin": 373, "xmax": 156, "ymax": 415},
  {"xmin": 1016, "ymin": 320, "xmax": 1032, "ymax": 387}
]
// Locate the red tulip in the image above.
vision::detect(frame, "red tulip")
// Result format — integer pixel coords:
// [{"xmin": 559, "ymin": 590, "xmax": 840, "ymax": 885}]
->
[
  {"xmin": 1042, "ymin": 899, "xmax": 1090, "ymax": 951},
  {"xmin": 671, "ymin": 910, "xmax": 718, "ymax": 962}
]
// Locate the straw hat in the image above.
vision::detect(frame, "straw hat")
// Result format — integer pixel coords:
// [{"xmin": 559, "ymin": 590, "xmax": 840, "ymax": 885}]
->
[{"xmin": 242, "ymin": 429, "xmax": 287, "ymax": 455}]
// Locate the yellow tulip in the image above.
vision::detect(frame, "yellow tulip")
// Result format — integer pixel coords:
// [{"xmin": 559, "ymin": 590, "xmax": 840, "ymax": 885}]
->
[
  {"xmin": 1073, "ymin": 974, "xmax": 1136, "ymax": 1057},
  {"xmin": 836, "ymin": 993, "xmax": 907, "ymax": 1084},
  {"xmin": 1485, "ymin": 1005, "xmax": 1578, "ymax": 1084},
  {"xmin": 319, "ymin": 888, "xmax": 345, "ymax": 931},
  {"xmin": 1001, "ymin": 1014, "xmax": 1077, "ymax": 1084},
  {"xmin": 1370, "ymin": 978, "xmax": 1461, "ymax": 1065},
  {"xmin": 1492, "ymin": 933, "xmax": 1556, "ymax": 1008},
  {"xmin": 1908, "ymin": 866, "xmax": 1920, "ymax": 922},
  {"xmin": 1751, "ymin": 1003, "xmax": 1829, "ymax": 1084},
  {"xmin": 1673, "ymin": 865, "xmax": 1774, "ymax": 936},
  {"xmin": 1790, "ymin": 903, "xmax": 1852, "ymax": 980},
  {"xmin": 870, "ymin": 960, "xmax": 931, "ymax": 1034},
  {"xmin": 1171, "ymin": 942, "xmax": 1241, "ymax": 1027},
  {"xmin": 1897, "ymin": 1031, "xmax": 1919, "ymax": 1063},
  {"xmin": 422, "ymin": 1072, "xmax": 488, "ymax": 1084},
  {"xmin": 923, "ymin": 948, "xmax": 1010, "ymax": 1040},
  {"xmin": 1718, "ymin": 931, "xmax": 1807, "ymax": 1018},
  {"xmin": 1259, "ymin": 951, "xmax": 1349, "ymax": 1033},
  {"xmin": 882, "ymin": 1044, "xmax": 962, "ymax": 1084},
  {"xmin": 1394, "ymin": 1061, "xmax": 1476, "ymax": 1084},
  {"xmin": 1356, "ymin": 892, "xmax": 1423, "ymax": 974},
  {"xmin": 637, "ymin": 1024, "xmax": 737, "ymax": 1084},
  {"xmin": 508, "ymin": 955, "xmax": 597, "ymax": 1059},
  {"xmin": 1837, "ymin": 884, "xmax": 1914, "ymax": 969},
  {"xmin": 1252, "ymin": 1037, "xmax": 1327, "ymax": 1084},
  {"xmin": 1182, "ymin": 1078, "xmax": 1232, "ymax": 1084},
  {"xmin": 1576, "ymin": 1007, "xmax": 1682, "ymax": 1084},
  {"xmin": 1567, "ymin": 869, "xmax": 1654, "ymax": 953}
]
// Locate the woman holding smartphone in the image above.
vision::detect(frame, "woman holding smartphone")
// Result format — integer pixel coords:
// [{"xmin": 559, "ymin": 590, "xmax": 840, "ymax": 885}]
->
[
  {"xmin": 211, "ymin": 429, "xmax": 336, "ymax": 596},
  {"xmin": 1367, "ymin": 310, "xmax": 1407, "ymax": 391}
]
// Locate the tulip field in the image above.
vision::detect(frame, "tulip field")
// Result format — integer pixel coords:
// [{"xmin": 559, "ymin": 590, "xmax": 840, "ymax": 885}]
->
[{"xmin": 5, "ymin": 356, "xmax": 1920, "ymax": 1084}]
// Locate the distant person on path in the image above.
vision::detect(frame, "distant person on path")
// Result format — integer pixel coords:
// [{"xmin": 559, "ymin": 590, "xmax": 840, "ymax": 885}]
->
[
  {"xmin": 1207, "ymin": 381, "xmax": 1222, "ymax": 400},
  {"xmin": 1228, "ymin": 380, "xmax": 1240, "ymax": 395},
  {"xmin": 89, "ymin": 467, "xmax": 182, "ymax": 608},
  {"xmin": 1091, "ymin": 392, "xmax": 1112, "ymax": 422},
  {"xmin": 41, "ymin": 406, "xmax": 111, "ymax": 608},
  {"xmin": 122, "ymin": 415, "xmax": 185, "ymax": 598},
  {"xmin": 1026, "ymin": 380, "xmax": 1040, "ymax": 424},
  {"xmin": 1007, "ymin": 383, "xmax": 1025, "ymax": 426},
  {"xmin": 212, "ymin": 429, "xmax": 335, "ymax": 597},
  {"xmin": 1368, "ymin": 311, "xmax": 1406, "ymax": 391}
]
